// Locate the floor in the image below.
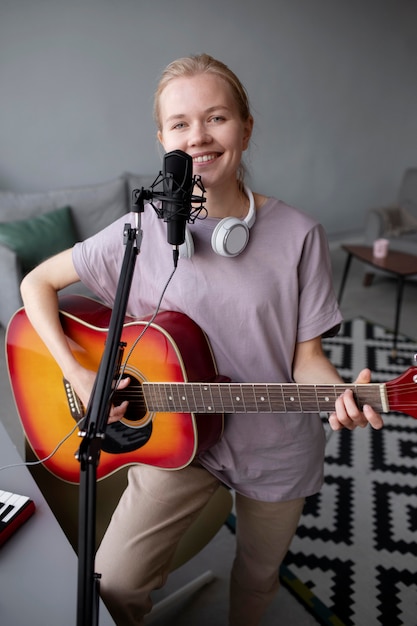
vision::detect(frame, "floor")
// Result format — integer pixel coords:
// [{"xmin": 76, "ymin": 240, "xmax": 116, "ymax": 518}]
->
[{"xmin": 2, "ymin": 241, "xmax": 417, "ymax": 625}]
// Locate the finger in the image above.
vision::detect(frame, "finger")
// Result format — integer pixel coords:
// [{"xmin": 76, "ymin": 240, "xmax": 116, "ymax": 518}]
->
[
  {"xmin": 108, "ymin": 400, "xmax": 129, "ymax": 424},
  {"xmin": 116, "ymin": 376, "xmax": 131, "ymax": 389},
  {"xmin": 328, "ymin": 412, "xmax": 344, "ymax": 431},
  {"xmin": 342, "ymin": 389, "xmax": 368, "ymax": 428},
  {"xmin": 354, "ymin": 368, "xmax": 371, "ymax": 384},
  {"xmin": 363, "ymin": 404, "xmax": 384, "ymax": 430},
  {"xmin": 330, "ymin": 390, "xmax": 366, "ymax": 430},
  {"xmin": 328, "ymin": 394, "xmax": 351, "ymax": 431}
]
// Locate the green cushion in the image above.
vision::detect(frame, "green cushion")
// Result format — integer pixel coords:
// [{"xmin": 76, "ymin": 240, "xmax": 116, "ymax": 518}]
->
[{"xmin": 0, "ymin": 205, "xmax": 78, "ymax": 273}]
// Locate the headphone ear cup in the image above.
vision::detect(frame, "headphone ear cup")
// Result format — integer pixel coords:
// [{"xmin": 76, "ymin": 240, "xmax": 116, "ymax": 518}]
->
[
  {"xmin": 211, "ymin": 185, "xmax": 256, "ymax": 257},
  {"xmin": 211, "ymin": 218, "xmax": 250, "ymax": 257},
  {"xmin": 179, "ymin": 186, "xmax": 255, "ymax": 259},
  {"xmin": 179, "ymin": 227, "xmax": 194, "ymax": 259}
]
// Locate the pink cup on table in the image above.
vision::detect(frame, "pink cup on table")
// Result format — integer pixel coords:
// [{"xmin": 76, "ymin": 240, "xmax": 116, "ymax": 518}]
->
[{"xmin": 373, "ymin": 238, "xmax": 389, "ymax": 258}]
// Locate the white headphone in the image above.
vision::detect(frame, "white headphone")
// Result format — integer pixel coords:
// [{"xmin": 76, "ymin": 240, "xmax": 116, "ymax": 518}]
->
[{"xmin": 180, "ymin": 186, "xmax": 256, "ymax": 259}]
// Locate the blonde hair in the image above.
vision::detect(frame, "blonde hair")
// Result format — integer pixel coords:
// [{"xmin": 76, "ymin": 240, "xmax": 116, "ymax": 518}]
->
[
  {"xmin": 154, "ymin": 53, "xmax": 251, "ymax": 129},
  {"xmin": 154, "ymin": 54, "xmax": 252, "ymax": 185}
]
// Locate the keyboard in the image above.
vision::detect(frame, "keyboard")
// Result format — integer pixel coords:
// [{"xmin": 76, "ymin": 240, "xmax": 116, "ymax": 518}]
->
[{"xmin": 0, "ymin": 489, "xmax": 35, "ymax": 547}]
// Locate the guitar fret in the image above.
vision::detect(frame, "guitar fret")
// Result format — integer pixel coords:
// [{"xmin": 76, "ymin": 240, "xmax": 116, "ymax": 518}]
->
[
  {"xmin": 207, "ymin": 384, "xmax": 224, "ymax": 413},
  {"xmin": 281, "ymin": 385, "xmax": 302, "ymax": 412},
  {"xmin": 187, "ymin": 383, "xmax": 207, "ymax": 413},
  {"xmin": 313, "ymin": 385, "xmax": 320, "ymax": 412},
  {"xmin": 190, "ymin": 383, "xmax": 200, "ymax": 412},
  {"xmin": 230, "ymin": 384, "xmax": 245, "ymax": 412},
  {"xmin": 279, "ymin": 385, "xmax": 287, "ymax": 412},
  {"xmin": 175, "ymin": 383, "xmax": 190, "ymax": 413},
  {"xmin": 255, "ymin": 384, "xmax": 273, "ymax": 412},
  {"xmin": 201, "ymin": 383, "xmax": 216, "ymax": 412},
  {"xmin": 214, "ymin": 383, "xmax": 233, "ymax": 412},
  {"xmin": 149, "ymin": 383, "xmax": 164, "ymax": 411},
  {"xmin": 314, "ymin": 385, "xmax": 339, "ymax": 411},
  {"xmin": 244, "ymin": 385, "xmax": 259, "ymax": 412},
  {"xmin": 193, "ymin": 384, "xmax": 205, "ymax": 411},
  {"xmin": 219, "ymin": 383, "xmax": 234, "ymax": 412}
]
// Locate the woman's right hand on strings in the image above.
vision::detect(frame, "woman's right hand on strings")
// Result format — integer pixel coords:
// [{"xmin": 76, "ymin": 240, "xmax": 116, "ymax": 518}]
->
[{"xmin": 68, "ymin": 364, "xmax": 131, "ymax": 425}]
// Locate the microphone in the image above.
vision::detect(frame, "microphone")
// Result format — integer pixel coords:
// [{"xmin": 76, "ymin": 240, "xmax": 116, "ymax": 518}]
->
[
  {"xmin": 162, "ymin": 150, "xmax": 193, "ymax": 249},
  {"xmin": 130, "ymin": 149, "xmax": 206, "ymax": 266}
]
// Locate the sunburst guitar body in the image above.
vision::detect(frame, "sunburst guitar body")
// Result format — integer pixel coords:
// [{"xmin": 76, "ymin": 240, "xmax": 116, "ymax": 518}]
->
[{"xmin": 6, "ymin": 295, "xmax": 224, "ymax": 483}]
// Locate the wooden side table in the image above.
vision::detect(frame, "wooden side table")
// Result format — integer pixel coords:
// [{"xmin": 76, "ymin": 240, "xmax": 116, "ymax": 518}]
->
[{"xmin": 338, "ymin": 244, "xmax": 417, "ymax": 356}]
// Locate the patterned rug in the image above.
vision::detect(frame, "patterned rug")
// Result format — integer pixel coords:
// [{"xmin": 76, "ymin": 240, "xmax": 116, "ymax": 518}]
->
[{"xmin": 281, "ymin": 318, "xmax": 417, "ymax": 626}]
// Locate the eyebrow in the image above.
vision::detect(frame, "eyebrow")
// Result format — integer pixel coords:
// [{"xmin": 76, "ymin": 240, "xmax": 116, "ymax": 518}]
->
[{"xmin": 165, "ymin": 105, "xmax": 231, "ymax": 124}]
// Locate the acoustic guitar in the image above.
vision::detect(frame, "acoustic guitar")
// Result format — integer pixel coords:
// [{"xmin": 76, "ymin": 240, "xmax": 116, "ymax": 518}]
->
[{"xmin": 6, "ymin": 295, "xmax": 417, "ymax": 484}]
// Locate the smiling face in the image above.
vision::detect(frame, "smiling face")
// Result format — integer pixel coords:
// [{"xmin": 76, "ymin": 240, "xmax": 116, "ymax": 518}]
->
[{"xmin": 157, "ymin": 73, "xmax": 253, "ymax": 193}]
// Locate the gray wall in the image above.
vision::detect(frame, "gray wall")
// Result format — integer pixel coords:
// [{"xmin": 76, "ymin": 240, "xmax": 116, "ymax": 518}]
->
[{"xmin": 1, "ymin": 0, "xmax": 416, "ymax": 237}]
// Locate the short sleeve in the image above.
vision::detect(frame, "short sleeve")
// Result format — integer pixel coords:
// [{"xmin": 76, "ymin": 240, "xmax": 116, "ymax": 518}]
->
[{"xmin": 296, "ymin": 224, "xmax": 343, "ymax": 343}]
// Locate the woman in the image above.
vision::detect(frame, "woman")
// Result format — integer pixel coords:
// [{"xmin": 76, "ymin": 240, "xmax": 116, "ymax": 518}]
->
[{"xmin": 21, "ymin": 54, "xmax": 383, "ymax": 626}]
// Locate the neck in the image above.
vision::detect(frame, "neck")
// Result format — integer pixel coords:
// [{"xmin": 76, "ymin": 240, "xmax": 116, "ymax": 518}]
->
[{"xmin": 205, "ymin": 183, "xmax": 248, "ymax": 219}]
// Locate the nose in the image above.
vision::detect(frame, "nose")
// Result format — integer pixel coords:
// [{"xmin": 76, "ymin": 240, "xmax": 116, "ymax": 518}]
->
[{"xmin": 188, "ymin": 121, "xmax": 211, "ymax": 146}]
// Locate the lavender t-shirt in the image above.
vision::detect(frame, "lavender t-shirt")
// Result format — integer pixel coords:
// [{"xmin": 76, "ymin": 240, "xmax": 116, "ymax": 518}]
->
[{"xmin": 72, "ymin": 197, "xmax": 342, "ymax": 501}]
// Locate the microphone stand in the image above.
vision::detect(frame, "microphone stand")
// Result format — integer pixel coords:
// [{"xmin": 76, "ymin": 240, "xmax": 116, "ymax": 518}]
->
[
  {"xmin": 75, "ymin": 152, "xmax": 205, "ymax": 626},
  {"xmin": 76, "ymin": 197, "xmax": 146, "ymax": 626}
]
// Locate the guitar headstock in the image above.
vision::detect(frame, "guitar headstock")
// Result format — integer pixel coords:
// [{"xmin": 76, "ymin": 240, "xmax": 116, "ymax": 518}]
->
[{"xmin": 386, "ymin": 366, "xmax": 417, "ymax": 419}]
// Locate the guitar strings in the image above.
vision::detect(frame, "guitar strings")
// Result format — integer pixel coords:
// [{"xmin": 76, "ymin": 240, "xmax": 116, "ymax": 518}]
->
[{"xmin": 104, "ymin": 381, "xmax": 417, "ymax": 407}]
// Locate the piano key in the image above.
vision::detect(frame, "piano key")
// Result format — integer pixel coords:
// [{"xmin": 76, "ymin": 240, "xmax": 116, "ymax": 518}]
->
[
  {"xmin": 0, "ymin": 489, "xmax": 35, "ymax": 547},
  {"xmin": 0, "ymin": 505, "xmax": 14, "ymax": 521},
  {"xmin": 0, "ymin": 493, "xmax": 22, "ymax": 518},
  {"xmin": 2, "ymin": 496, "xmax": 29, "ymax": 523}
]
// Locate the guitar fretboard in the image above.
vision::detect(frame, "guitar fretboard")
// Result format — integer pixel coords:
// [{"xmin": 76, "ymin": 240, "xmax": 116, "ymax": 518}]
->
[{"xmin": 143, "ymin": 381, "xmax": 389, "ymax": 414}]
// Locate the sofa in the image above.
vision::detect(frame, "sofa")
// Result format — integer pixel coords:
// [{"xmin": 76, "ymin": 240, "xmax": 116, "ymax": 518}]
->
[{"xmin": 0, "ymin": 172, "xmax": 155, "ymax": 328}]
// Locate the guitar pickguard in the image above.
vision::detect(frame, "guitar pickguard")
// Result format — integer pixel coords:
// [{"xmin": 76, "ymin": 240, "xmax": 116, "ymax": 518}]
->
[{"xmin": 104, "ymin": 421, "xmax": 153, "ymax": 454}]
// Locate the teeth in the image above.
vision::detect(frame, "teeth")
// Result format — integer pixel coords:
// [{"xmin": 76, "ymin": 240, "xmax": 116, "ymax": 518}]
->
[{"xmin": 193, "ymin": 154, "xmax": 216, "ymax": 163}]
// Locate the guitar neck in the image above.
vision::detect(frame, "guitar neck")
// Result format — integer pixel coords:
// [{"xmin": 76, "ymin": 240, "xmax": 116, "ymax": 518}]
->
[{"xmin": 143, "ymin": 381, "xmax": 389, "ymax": 414}]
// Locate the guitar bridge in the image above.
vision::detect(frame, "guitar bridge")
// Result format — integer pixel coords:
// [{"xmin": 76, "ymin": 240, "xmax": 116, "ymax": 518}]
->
[{"xmin": 63, "ymin": 378, "xmax": 85, "ymax": 421}]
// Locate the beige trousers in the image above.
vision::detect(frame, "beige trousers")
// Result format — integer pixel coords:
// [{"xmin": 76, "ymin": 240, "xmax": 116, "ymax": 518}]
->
[{"xmin": 95, "ymin": 463, "xmax": 304, "ymax": 626}]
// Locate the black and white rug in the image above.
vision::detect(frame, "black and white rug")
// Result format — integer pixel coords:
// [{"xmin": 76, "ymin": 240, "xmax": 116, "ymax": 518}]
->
[{"xmin": 281, "ymin": 319, "xmax": 417, "ymax": 626}]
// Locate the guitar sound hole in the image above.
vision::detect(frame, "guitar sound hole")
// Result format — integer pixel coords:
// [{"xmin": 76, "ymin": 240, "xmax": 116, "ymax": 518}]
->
[
  {"xmin": 116, "ymin": 375, "xmax": 147, "ymax": 423},
  {"xmin": 104, "ymin": 375, "xmax": 153, "ymax": 454},
  {"xmin": 109, "ymin": 375, "xmax": 148, "ymax": 424}
]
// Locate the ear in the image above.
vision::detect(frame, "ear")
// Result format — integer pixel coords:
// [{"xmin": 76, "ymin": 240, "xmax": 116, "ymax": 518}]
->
[
  {"xmin": 157, "ymin": 130, "xmax": 164, "ymax": 147},
  {"xmin": 242, "ymin": 115, "xmax": 254, "ymax": 151}
]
